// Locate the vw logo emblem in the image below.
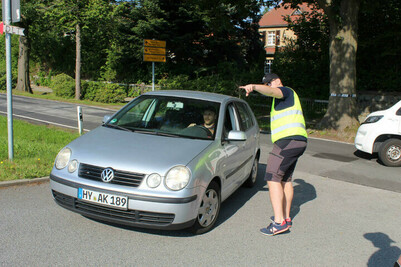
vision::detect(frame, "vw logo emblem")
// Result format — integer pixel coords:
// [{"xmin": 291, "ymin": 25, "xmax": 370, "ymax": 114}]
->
[{"xmin": 101, "ymin": 168, "xmax": 114, "ymax": 182}]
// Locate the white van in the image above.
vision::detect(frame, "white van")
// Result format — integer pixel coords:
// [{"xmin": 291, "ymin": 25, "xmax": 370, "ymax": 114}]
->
[{"xmin": 355, "ymin": 100, "xmax": 401, "ymax": 167}]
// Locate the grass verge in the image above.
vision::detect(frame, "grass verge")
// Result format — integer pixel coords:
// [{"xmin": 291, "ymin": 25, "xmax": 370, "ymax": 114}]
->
[{"xmin": 0, "ymin": 116, "xmax": 80, "ymax": 181}]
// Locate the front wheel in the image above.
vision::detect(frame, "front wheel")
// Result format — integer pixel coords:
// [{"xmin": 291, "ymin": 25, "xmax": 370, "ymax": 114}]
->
[
  {"xmin": 190, "ymin": 181, "xmax": 221, "ymax": 234},
  {"xmin": 378, "ymin": 138, "xmax": 401, "ymax": 167},
  {"xmin": 243, "ymin": 157, "xmax": 259, "ymax": 188}
]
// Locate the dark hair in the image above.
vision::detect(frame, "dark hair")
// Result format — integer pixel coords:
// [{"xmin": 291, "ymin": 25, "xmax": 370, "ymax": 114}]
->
[
  {"xmin": 262, "ymin": 73, "xmax": 280, "ymax": 84},
  {"xmin": 203, "ymin": 106, "xmax": 216, "ymax": 114}
]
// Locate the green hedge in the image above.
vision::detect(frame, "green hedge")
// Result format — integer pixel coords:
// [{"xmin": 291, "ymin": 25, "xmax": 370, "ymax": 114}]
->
[
  {"xmin": 51, "ymin": 74, "xmax": 75, "ymax": 98},
  {"xmin": 84, "ymin": 82, "xmax": 126, "ymax": 103}
]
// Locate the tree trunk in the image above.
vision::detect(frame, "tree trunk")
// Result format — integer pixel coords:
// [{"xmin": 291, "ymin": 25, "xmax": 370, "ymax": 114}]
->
[
  {"xmin": 318, "ymin": 0, "xmax": 361, "ymax": 131},
  {"xmin": 16, "ymin": 35, "xmax": 32, "ymax": 93},
  {"xmin": 75, "ymin": 23, "xmax": 81, "ymax": 100}
]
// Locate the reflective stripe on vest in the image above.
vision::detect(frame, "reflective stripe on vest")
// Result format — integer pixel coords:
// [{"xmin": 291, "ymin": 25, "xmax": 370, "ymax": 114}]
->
[{"xmin": 270, "ymin": 88, "xmax": 307, "ymax": 143}]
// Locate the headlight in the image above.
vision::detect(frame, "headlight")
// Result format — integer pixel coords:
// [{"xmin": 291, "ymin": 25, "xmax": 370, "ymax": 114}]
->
[
  {"xmin": 68, "ymin": 160, "xmax": 78, "ymax": 173},
  {"xmin": 147, "ymin": 173, "xmax": 161, "ymax": 188},
  {"xmin": 363, "ymin": 115, "xmax": 383, "ymax": 124},
  {"xmin": 165, "ymin": 166, "xmax": 191, "ymax": 191},
  {"xmin": 55, "ymin": 147, "xmax": 71, "ymax": 170}
]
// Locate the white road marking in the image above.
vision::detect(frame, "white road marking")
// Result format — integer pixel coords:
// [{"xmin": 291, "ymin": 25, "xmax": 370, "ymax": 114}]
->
[{"xmin": 0, "ymin": 111, "xmax": 90, "ymax": 132}]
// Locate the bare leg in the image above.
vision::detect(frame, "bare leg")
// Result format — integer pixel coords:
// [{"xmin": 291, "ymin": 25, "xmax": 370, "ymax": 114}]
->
[
  {"xmin": 282, "ymin": 181, "xmax": 293, "ymax": 219},
  {"xmin": 267, "ymin": 181, "xmax": 285, "ymax": 223}
]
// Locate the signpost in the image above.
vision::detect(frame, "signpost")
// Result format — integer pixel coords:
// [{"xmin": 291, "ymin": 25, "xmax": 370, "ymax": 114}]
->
[
  {"xmin": 143, "ymin": 39, "xmax": 166, "ymax": 91},
  {"xmin": 2, "ymin": 0, "xmax": 24, "ymax": 160}
]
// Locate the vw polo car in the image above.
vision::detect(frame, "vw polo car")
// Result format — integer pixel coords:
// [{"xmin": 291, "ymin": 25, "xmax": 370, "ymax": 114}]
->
[{"xmin": 50, "ymin": 90, "xmax": 260, "ymax": 234}]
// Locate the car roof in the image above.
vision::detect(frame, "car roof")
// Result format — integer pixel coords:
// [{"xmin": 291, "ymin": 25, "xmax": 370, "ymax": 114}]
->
[{"xmin": 144, "ymin": 90, "xmax": 241, "ymax": 103}]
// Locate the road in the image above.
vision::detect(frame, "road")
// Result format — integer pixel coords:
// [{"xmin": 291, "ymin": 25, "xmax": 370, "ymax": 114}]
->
[
  {"xmin": 1, "ymin": 93, "xmax": 400, "ymax": 266},
  {"xmin": 1, "ymin": 93, "xmax": 400, "ymax": 192},
  {"xmin": 1, "ymin": 160, "xmax": 400, "ymax": 266},
  {"xmin": 0, "ymin": 93, "xmax": 117, "ymax": 132}
]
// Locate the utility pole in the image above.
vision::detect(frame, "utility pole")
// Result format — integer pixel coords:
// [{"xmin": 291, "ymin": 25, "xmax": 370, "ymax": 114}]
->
[
  {"xmin": 5, "ymin": 0, "xmax": 14, "ymax": 160},
  {"xmin": 2, "ymin": 0, "xmax": 23, "ymax": 160}
]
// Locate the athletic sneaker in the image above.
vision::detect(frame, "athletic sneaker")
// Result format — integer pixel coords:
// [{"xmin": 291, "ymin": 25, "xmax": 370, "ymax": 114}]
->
[
  {"xmin": 270, "ymin": 216, "xmax": 292, "ymax": 227},
  {"xmin": 260, "ymin": 221, "xmax": 290, "ymax": 236}
]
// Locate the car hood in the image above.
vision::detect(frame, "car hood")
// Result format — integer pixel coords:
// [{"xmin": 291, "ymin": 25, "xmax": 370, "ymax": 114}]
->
[{"xmin": 67, "ymin": 126, "xmax": 212, "ymax": 175}]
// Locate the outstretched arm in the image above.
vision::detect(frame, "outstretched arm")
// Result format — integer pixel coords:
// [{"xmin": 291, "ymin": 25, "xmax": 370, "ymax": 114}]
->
[{"xmin": 239, "ymin": 84, "xmax": 283, "ymax": 98}]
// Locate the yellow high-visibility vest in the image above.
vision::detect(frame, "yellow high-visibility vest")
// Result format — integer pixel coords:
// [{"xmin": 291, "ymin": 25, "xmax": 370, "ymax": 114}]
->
[{"xmin": 270, "ymin": 88, "xmax": 307, "ymax": 143}]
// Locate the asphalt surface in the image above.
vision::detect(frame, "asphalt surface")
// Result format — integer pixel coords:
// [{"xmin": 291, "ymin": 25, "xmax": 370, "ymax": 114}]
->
[
  {"xmin": 1, "ymin": 91, "xmax": 400, "ymax": 265},
  {"xmin": 0, "ymin": 93, "xmax": 117, "ymax": 131},
  {"xmin": 1, "ymin": 168, "xmax": 400, "ymax": 266},
  {"xmin": 2, "ymin": 92, "xmax": 400, "ymax": 192}
]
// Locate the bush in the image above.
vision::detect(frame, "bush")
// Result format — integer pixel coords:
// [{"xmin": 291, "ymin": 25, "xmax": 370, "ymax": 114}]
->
[
  {"xmin": 33, "ymin": 71, "xmax": 53, "ymax": 87},
  {"xmin": 51, "ymin": 74, "xmax": 75, "ymax": 98},
  {"xmin": 82, "ymin": 81, "xmax": 102, "ymax": 101},
  {"xmin": 82, "ymin": 81, "xmax": 126, "ymax": 103}
]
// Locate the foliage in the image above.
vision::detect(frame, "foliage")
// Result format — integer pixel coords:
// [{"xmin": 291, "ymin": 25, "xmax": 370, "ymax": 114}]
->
[
  {"xmin": 82, "ymin": 81, "xmax": 126, "ymax": 103},
  {"xmin": 272, "ymin": 4, "xmax": 330, "ymax": 99},
  {"xmin": 0, "ymin": 35, "xmax": 19, "ymax": 90},
  {"xmin": 51, "ymin": 73, "xmax": 76, "ymax": 98},
  {"xmin": 33, "ymin": 71, "xmax": 53, "ymax": 86},
  {"xmin": 102, "ymin": 0, "xmax": 265, "ymax": 83},
  {"xmin": 0, "ymin": 116, "xmax": 80, "ymax": 181},
  {"xmin": 357, "ymin": 0, "xmax": 401, "ymax": 92}
]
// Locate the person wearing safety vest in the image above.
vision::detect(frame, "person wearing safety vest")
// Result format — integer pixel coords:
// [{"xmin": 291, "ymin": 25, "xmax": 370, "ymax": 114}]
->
[{"xmin": 240, "ymin": 73, "xmax": 308, "ymax": 236}]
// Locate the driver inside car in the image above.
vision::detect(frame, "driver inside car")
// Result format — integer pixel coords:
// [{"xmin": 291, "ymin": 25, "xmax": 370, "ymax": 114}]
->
[{"xmin": 188, "ymin": 107, "xmax": 217, "ymax": 136}]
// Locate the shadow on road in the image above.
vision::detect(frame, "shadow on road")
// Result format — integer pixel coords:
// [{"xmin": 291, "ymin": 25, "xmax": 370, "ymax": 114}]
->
[
  {"xmin": 290, "ymin": 178, "xmax": 317, "ymax": 220},
  {"xmin": 215, "ymin": 163, "xmax": 267, "ymax": 228},
  {"xmin": 353, "ymin": 150, "xmax": 383, "ymax": 165},
  {"xmin": 364, "ymin": 232, "xmax": 401, "ymax": 266}
]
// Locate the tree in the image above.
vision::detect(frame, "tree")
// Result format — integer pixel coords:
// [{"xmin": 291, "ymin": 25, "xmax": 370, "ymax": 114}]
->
[
  {"xmin": 357, "ymin": 0, "xmax": 401, "ymax": 92},
  {"xmin": 273, "ymin": 4, "xmax": 330, "ymax": 100},
  {"xmin": 45, "ymin": 0, "xmax": 113, "ymax": 99},
  {"xmin": 103, "ymin": 0, "xmax": 264, "ymax": 83},
  {"xmin": 15, "ymin": 0, "xmax": 42, "ymax": 93},
  {"xmin": 265, "ymin": 0, "xmax": 361, "ymax": 131}
]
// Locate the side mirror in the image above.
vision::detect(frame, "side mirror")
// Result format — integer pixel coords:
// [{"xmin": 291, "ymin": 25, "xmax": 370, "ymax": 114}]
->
[
  {"xmin": 102, "ymin": 115, "xmax": 112, "ymax": 124},
  {"xmin": 227, "ymin": 130, "xmax": 247, "ymax": 141}
]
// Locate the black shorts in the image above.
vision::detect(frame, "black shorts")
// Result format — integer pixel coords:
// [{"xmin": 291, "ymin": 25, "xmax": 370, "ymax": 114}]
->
[{"xmin": 265, "ymin": 139, "xmax": 307, "ymax": 183}]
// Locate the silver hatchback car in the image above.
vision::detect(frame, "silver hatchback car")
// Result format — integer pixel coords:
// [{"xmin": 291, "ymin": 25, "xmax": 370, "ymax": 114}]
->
[{"xmin": 50, "ymin": 90, "xmax": 260, "ymax": 234}]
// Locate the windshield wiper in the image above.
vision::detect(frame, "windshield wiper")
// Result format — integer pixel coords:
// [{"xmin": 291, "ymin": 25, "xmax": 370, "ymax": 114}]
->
[
  {"xmin": 103, "ymin": 124, "xmax": 133, "ymax": 132},
  {"xmin": 133, "ymin": 129, "xmax": 181, "ymax": 138}
]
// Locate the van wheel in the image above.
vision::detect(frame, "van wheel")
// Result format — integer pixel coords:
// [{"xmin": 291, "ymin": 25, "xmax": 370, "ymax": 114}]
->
[
  {"xmin": 190, "ymin": 181, "xmax": 221, "ymax": 234},
  {"xmin": 378, "ymin": 139, "xmax": 401, "ymax": 167}
]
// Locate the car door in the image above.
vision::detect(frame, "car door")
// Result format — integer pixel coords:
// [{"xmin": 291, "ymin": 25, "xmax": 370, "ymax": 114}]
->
[
  {"xmin": 397, "ymin": 107, "xmax": 401, "ymax": 133},
  {"xmin": 234, "ymin": 101, "xmax": 258, "ymax": 181},
  {"xmin": 220, "ymin": 103, "xmax": 249, "ymax": 199}
]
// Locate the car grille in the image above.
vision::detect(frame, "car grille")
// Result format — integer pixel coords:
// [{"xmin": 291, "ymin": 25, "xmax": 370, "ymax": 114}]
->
[
  {"xmin": 52, "ymin": 191, "xmax": 175, "ymax": 226},
  {"xmin": 78, "ymin": 163, "xmax": 145, "ymax": 187}
]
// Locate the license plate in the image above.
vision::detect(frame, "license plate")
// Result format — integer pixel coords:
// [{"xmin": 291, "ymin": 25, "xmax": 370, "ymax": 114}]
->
[{"xmin": 78, "ymin": 188, "xmax": 128, "ymax": 210}]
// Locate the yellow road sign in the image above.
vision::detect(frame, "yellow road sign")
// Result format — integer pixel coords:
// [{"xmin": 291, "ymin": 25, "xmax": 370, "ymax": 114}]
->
[
  {"xmin": 144, "ymin": 54, "xmax": 166, "ymax": 62},
  {"xmin": 144, "ymin": 47, "xmax": 166, "ymax": 55},
  {"xmin": 144, "ymin": 39, "xmax": 166, "ymax": 48}
]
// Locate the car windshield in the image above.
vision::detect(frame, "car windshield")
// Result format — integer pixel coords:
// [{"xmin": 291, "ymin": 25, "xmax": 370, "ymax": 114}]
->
[{"xmin": 104, "ymin": 95, "xmax": 220, "ymax": 140}]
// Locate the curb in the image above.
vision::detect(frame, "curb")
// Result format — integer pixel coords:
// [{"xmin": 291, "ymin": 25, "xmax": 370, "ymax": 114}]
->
[{"xmin": 0, "ymin": 177, "xmax": 50, "ymax": 188}]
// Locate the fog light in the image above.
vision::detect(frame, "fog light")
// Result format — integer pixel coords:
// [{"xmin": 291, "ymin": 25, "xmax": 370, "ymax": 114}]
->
[
  {"xmin": 68, "ymin": 160, "xmax": 78, "ymax": 173},
  {"xmin": 147, "ymin": 173, "xmax": 161, "ymax": 188}
]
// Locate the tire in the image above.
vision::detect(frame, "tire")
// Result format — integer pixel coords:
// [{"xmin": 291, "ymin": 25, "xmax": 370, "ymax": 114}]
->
[
  {"xmin": 378, "ymin": 138, "xmax": 401, "ymax": 167},
  {"xmin": 190, "ymin": 181, "xmax": 221, "ymax": 234},
  {"xmin": 243, "ymin": 156, "xmax": 259, "ymax": 188}
]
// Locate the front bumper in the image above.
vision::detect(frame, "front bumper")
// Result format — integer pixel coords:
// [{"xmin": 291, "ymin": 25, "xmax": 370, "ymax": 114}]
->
[
  {"xmin": 354, "ymin": 124, "xmax": 377, "ymax": 154},
  {"xmin": 50, "ymin": 174, "xmax": 198, "ymax": 230}
]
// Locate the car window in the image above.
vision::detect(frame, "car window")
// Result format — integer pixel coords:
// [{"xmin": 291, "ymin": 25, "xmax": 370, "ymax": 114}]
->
[
  {"xmin": 396, "ymin": 107, "xmax": 401, "ymax": 116},
  {"xmin": 106, "ymin": 95, "xmax": 220, "ymax": 140},
  {"xmin": 235, "ymin": 102, "xmax": 254, "ymax": 131},
  {"xmin": 223, "ymin": 103, "xmax": 240, "ymax": 139}
]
